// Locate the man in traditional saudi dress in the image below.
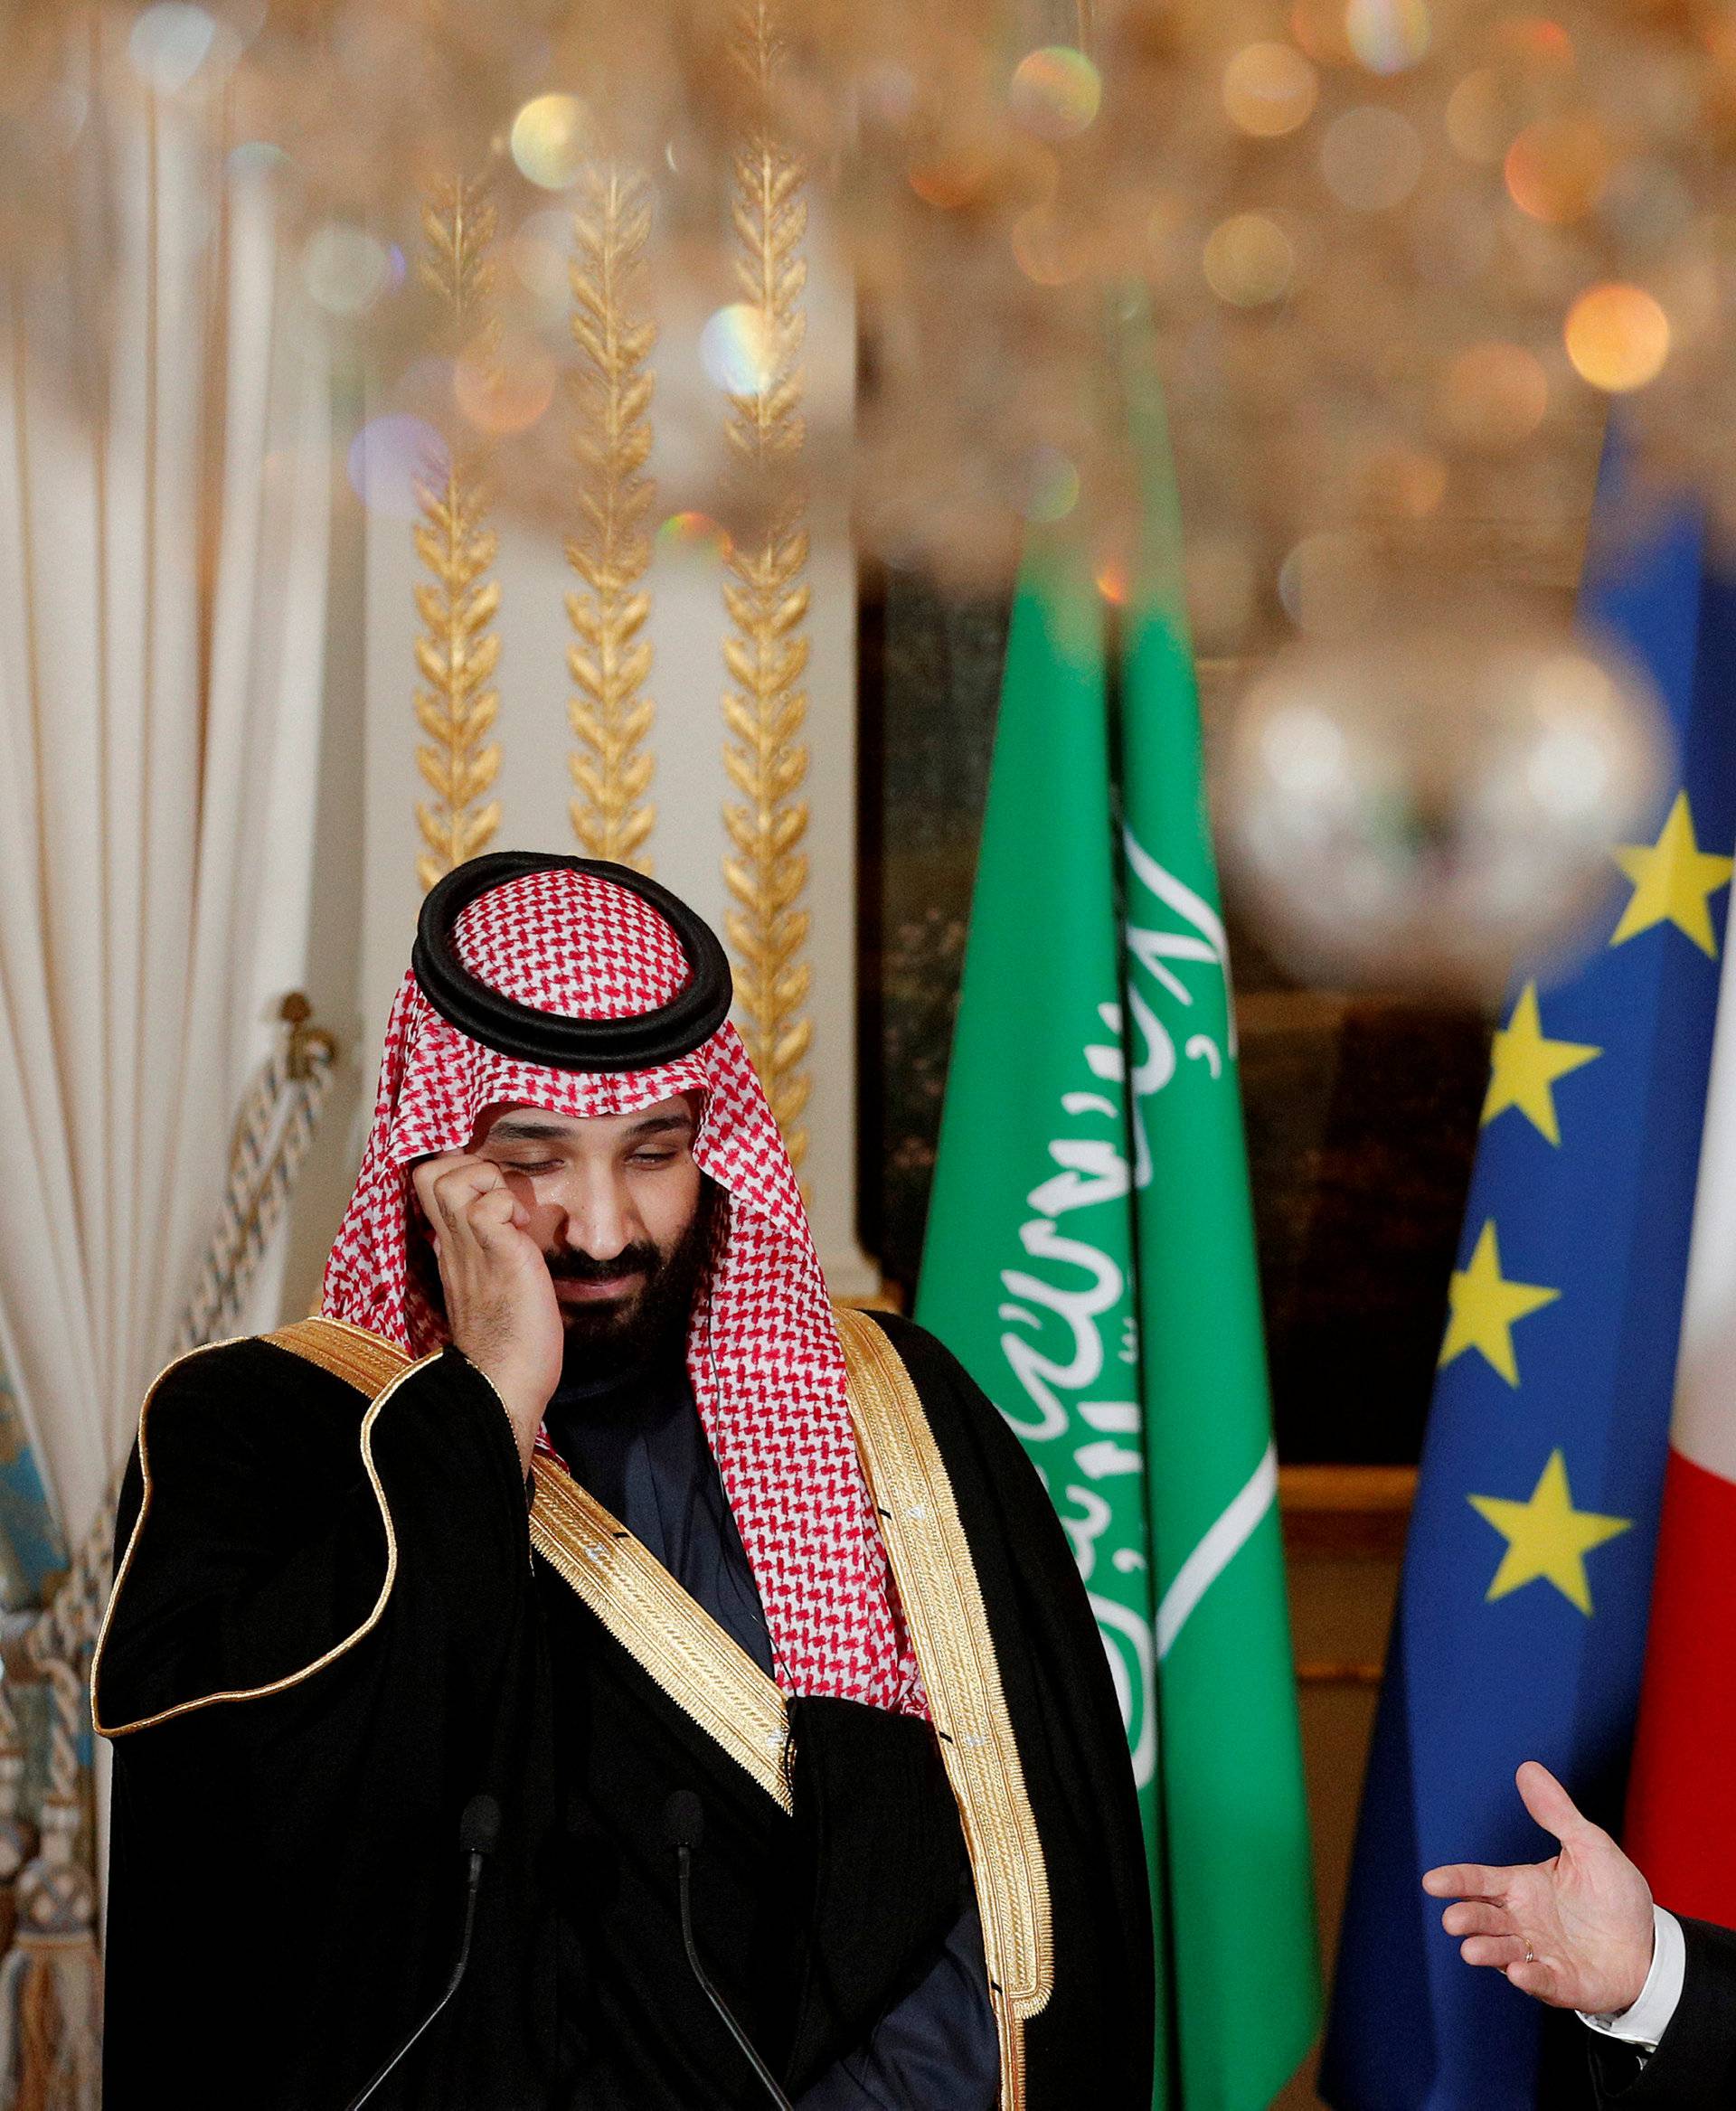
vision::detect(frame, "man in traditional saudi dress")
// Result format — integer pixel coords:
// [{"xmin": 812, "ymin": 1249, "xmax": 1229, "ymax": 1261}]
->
[{"xmin": 93, "ymin": 852, "xmax": 1152, "ymax": 2110}]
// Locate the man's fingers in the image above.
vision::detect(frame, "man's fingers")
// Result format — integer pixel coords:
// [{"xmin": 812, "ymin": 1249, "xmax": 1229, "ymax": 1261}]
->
[
  {"xmin": 410, "ymin": 1154, "xmax": 460, "ymax": 1220},
  {"xmin": 1515, "ymin": 1761, "xmax": 1590, "ymax": 1847},
  {"xmin": 1505, "ymin": 1957, "xmax": 1561, "ymax": 2004},
  {"xmin": 429, "ymin": 1162, "xmax": 508, "ymax": 1233},
  {"xmin": 1422, "ymin": 1863, "xmax": 1517, "ymax": 1902},
  {"xmin": 1460, "ymin": 1934, "xmax": 1530, "ymax": 1972},
  {"xmin": 464, "ymin": 1186, "xmax": 529, "ymax": 1247},
  {"xmin": 1441, "ymin": 1902, "xmax": 1514, "ymax": 1940}
]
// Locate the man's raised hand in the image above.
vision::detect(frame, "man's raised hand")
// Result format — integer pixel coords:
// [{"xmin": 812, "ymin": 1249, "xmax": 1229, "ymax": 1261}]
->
[
  {"xmin": 410, "ymin": 1152, "xmax": 563, "ymax": 1471},
  {"xmin": 1422, "ymin": 1761, "xmax": 1656, "ymax": 2016}
]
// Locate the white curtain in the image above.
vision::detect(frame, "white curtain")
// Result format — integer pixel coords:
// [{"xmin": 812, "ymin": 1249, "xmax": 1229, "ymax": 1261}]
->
[{"xmin": 0, "ymin": 25, "xmax": 332, "ymax": 1555}]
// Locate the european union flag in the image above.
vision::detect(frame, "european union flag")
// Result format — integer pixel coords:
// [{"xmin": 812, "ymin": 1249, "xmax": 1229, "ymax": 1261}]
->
[{"xmin": 1321, "ymin": 456, "xmax": 1736, "ymax": 2111}]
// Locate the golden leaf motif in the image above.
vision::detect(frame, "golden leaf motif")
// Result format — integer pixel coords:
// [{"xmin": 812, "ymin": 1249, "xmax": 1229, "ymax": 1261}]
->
[
  {"xmin": 412, "ymin": 459, "xmax": 503, "ymax": 892},
  {"xmin": 412, "ymin": 173, "xmax": 502, "ymax": 894},
  {"xmin": 418, "ymin": 176, "xmax": 497, "ymax": 320},
  {"xmin": 567, "ymin": 160, "xmax": 659, "ymax": 870},
  {"xmin": 716, "ymin": 5, "xmax": 816, "ymax": 1164}
]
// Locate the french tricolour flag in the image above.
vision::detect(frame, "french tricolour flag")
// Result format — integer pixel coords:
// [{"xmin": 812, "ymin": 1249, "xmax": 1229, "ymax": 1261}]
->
[{"xmin": 1628, "ymin": 921, "xmax": 1736, "ymax": 1915}]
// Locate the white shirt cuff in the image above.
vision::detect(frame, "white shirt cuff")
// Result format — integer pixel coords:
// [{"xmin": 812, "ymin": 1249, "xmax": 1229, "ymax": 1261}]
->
[{"xmin": 1580, "ymin": 1907, "xmax": 1685, "ymax": 2052}]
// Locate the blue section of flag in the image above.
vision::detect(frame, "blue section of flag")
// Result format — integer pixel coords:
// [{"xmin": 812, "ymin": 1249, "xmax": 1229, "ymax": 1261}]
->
[{"xmin": 1322, "ymin": 464, "xmax": 1736, "ymax": 2110}]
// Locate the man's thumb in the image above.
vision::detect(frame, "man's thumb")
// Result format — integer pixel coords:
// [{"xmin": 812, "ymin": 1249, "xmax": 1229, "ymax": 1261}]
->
[{"xmin": 1516, "ymin": 1760, "xmax": 1589, "ymax": 1845}]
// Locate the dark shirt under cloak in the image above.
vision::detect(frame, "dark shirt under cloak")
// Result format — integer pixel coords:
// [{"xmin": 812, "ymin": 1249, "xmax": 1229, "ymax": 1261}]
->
[
  {"xmin": 96, "ymin": 1312, "xmax": 1154, "ymax": 2110},
  {"xmin": 540, "ymin": 1351, "xmax": 998, "ymax": 2110}
]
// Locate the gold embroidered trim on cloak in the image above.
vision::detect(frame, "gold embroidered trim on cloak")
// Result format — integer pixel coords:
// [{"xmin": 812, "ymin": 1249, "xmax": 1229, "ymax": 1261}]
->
[
  {"xmin": 92, "ymin": 1325, "xmax": 438, "ymax": 1739},
  {"xmin": 529, "ymin": 1456, "xmax": 793, "ymax": 1814},
  {"xmin": 834, "ymin": 1305, "xmax": 1055, "ymax": 2108},
  {"xmin": 265, "ymin": 1315, "xmax": 412, "ymax": 1397}
]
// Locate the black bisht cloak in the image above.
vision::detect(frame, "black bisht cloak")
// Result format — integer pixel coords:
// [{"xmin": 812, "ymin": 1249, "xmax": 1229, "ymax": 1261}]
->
[{"xmin": 95, "ymin": 1310, "xmax": 1155, "ymax": 2109}]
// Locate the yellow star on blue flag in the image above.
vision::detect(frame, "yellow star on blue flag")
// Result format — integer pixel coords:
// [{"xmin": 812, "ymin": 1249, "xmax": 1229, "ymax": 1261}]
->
[
  {"xmin": 1610, "ymin": 791, "xmax": 1733, "ymax": 957},
  {"xmin": 1481, "ymin": 984, "xmax": 1601, "ymax": 1146},
  {"xmin": 1439, "ymin": 1221, "xmax": 1560, "ymax": 1387},
  {"xmin": 1468, "ymin": 1451, "xmax": 1633, "ymax": 1615}
]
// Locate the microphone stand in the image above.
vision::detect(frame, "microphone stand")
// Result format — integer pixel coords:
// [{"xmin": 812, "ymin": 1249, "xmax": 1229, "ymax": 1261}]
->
[
  {"xmin": 344, "ymin": 1794, "xmax": 501, "ymax": 2111},
  {"xmin": 666, "ymin": 1793, "xmax": 796, "ymax": 2111}
]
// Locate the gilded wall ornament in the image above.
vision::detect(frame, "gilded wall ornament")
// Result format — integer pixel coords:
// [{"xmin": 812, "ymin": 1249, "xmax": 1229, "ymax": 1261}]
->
[
  {"xmin": 721, "ymin": 0, "xmax": 813, "ymax": 1166},
  {"xmin": 566, "ymin": 163, "xmax": 658, "ymax": 871},
  {"xmin": 413, "ymin": 174, "xmax": 503, "ymax": 893}
]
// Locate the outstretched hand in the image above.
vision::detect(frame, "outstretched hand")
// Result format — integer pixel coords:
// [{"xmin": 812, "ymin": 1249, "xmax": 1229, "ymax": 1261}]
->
[{"xmin": 1422, "ymin": 1762, "xmax": 1656, "ymax": 2015}]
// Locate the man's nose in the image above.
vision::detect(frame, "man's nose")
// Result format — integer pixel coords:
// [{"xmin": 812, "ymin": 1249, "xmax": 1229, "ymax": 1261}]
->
[{"xmin": 560, "ymin": 1173, "xmax": 635, "ymax": 1261}]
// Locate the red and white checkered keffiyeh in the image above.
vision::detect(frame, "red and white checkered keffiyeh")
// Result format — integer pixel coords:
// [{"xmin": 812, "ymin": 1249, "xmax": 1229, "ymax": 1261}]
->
[{"xmin": 323, "ymin": 866, "xmax": 926, "ymax": 1717}]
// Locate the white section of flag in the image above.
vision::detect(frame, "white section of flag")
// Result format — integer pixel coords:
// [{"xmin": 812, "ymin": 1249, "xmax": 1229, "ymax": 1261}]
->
[
  {"xmin": 1672, "ymin": 893, "xmax": 1736, "ymax": 1484},
  {"xmin": 1156, "ymin": 1440, "xmax": 1278, "ymax": 1660}
]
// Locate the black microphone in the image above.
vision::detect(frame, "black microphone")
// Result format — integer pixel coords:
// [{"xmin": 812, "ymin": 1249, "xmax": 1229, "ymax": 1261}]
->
[
  {"xmin": 662, "ymin": 1791, "xmax": 796, "ymax": 2111},
  {"xmin": 344, "ymin": 1793, "xmax": 502, "ymax": 2111}
]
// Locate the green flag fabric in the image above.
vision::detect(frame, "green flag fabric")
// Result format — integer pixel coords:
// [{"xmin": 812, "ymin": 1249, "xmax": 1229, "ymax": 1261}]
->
[{"xmin": 915, "ymin": 410, "xmax": 1320, "ymax": 2108}]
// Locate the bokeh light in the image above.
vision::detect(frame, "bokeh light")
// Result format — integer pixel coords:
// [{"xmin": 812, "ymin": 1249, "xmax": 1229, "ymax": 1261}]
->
[
  {"xmin": 1492, "ymin": 15, "xmax": 1574, "ymax": 71},
  {"xmin": 1445, "ymin": 70, "xmax": 1514, "ymax": 165},
  {"xmin": 907, "ymin": 151, "xmax": 992, "ymax": 209},
  {"xmin": 1564, "ymin": 284, "xmax": 1671, "ymax": 391},
  {"xmin": 1278, "ymin": 530, "xmax": 1381, "ymax": 636},
  {"xmin": 510, "ymin": 208, "xmax": 577, "ymax": 309},
  {"xmin": 79, "ymin": 0, "xmax": 1736, "ymax": 601},
  {"xmin": 128, "ymin": 4, "xmax": 217, "ymax": 93},
  {"xmin": 1225, "ymin": 609, "xmax": 1669, "ymax": 996},
  {"xmin": 1346, "ymin": 0, "xmax": 1430, "ymax": 76},
  {"xmin": 1022, "ymin": 445, "xmax": 1080, "ymax": 522},
  {"xmin": 1203, "ymin": 213, "xmax": 1296, "ymax": 306},
  {"xmin": 856, "ymin": 63, "xmax": 918, "ymax": 125},
  {"xmin": 1012, "ymin": 208, "xmax": 1084, "ymax": 286},
  {"xmin": 1505, "ymin": 114, "xmax": 1610, "ymax": 224},
  {"xmin": 1008, "ymin": 47, "xmax": 1102, "ymax": 142},
  {"xmin": 1290, "ymin": 0, "xmax": 1355, "ymax": 67},
  {"xmin": 301, "ymin": 222, "xmax": 394, "ymax": 316},
  {"xmin": 1321, "ymin": 107, "xmax": 1423, "ymax": 212},
  {"xmin": 346, "ymin": 415, "xmax": 448, "ymax": 522},
  {"xmin": 700, "ymin": 303, "xmax": 777, "ymax": 394},
  {"xmin": 1359, "ymin": 444, "xmax": 1448, "ymax": 518},
  {"xmin": 454, "ymin": 330, "xmax": 558, "ymax": 436},
  {"xmin": 656, "ymin": 511, "xmax": 731, "ymax": 559},
  {"xmin": 1095, "ymin": 557, "xmax": 1130, "ymax": 605},
  {"xmin": 1222, "ymin": 43, "xmax": 1319, "ymax": 138},
  {"xmin": 1440, "ymin": 341, "xmax": 1550, "ymax": 448},
  {"xmin": 228, "ymin": 139, "xmax": 295, "ymax": 182},
  {"xmin": 511, "ymin": 94, "xmax": 589, "ymax": 191}
]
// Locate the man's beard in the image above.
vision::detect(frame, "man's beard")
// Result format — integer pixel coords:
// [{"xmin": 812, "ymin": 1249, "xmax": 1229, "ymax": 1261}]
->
[
  {"xmin": 409, "ymin": 1181, "xmax": 719, "ymax": 1382},
  {"xmin": 552, "ymin": 1183, "xmax": 716, "ymax": 1381}
]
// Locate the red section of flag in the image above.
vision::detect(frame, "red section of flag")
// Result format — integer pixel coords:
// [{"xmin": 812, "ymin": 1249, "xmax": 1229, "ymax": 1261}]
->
[{"xmin": 1625, "ymin": 1445, "xmax": 1736, "ymax": 1920}]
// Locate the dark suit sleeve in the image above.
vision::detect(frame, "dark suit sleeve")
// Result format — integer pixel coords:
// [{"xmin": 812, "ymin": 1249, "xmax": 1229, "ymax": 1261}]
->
[{"xmin": 1590, "ymin": 1919, "xmax": 1736, "ymax": 2108}]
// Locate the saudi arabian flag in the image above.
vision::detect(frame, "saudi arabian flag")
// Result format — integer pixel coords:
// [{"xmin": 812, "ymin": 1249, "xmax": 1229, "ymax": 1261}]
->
[{"xmin": 916, "ymin": 374, "xmax": 1319, "ymax": 2108}]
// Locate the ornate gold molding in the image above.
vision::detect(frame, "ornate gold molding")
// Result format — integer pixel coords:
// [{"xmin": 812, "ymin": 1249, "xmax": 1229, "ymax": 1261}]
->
[
  {"xmin": 566, "ymin": 164, "xmax": 657, "ymax": 869},
  {"xmin": 721, "ymin": 0, "xmax": 813, "ymax": 1166},
  {"xmin": 413, "ymin": 174, "xmax": 502, "ymax": 893}
]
